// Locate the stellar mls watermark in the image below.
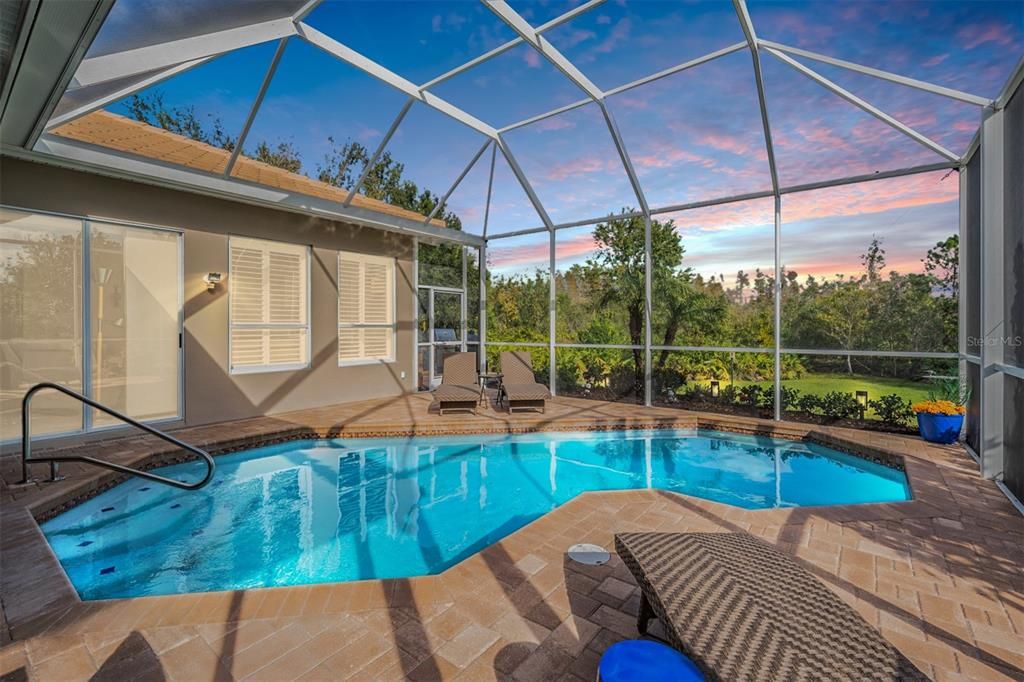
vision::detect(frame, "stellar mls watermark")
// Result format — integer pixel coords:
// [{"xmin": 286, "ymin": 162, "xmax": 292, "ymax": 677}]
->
[{"xmin": 967, "ymin": 335, "xmax": 1024, "ymax": 349}]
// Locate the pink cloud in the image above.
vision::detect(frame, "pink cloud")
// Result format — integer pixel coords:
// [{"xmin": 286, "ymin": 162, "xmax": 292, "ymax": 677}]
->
[
  {"xmin": 957, "ymin": 22, "xmax": 1015, "ymax": 50},
  {"xmin": 523, "ymin": 49, "xmax": 541, "ymax": 69},
  {"xmin": 786, "ymin": 255, "xmax": 926, "ymax": 281},
  {"xmin": 545, "ymin": 156, "xmax": 613, "ymax": 181},
  {"xmin": 662, "ymin": 172, "xmax": 957, "ymax": 234},
  {"xmin": 701, "ymin": 132, "xmax": 755, "ymax": 157},
  {"xmin": 783, "ymin": 172, "xmax": 959, "ymax": 224},
  {"xmin": 575, "ymin": 17, "xmax": 632, "ymax": 64},
  {"xmin": 557, "ymin": 28, "xmax": 597, "ymax": 49},
  {"xmin": 555, "ymin": 233, "xmax": 600, "ymax": 263},
  {"xmin": 921, "ymin": 53, "xmax": 949, "ymax": 68},
  {"xmin": 765, "ymin": 11, "xmax": 837, "ymax": 47},
  {"xmin": 488, "ymin": 241, "xmax": 550, "ymax": 270},
  {"xmin": 537, "ymin": 116, "xmax": 576, "ymax": 132},
  {"xmin": 634, "ymin": 146, "xmax": 715, "ymax": 170}
]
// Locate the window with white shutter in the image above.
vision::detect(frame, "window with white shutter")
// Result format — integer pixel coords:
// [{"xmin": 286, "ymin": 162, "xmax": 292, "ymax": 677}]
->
[
  {"xmin": 229, "ymin": 236, "xmax": 310, "ymax": 373},
  {"xmin": 338, "ymin": 251, "xmax": 396, "ymax": 365}
]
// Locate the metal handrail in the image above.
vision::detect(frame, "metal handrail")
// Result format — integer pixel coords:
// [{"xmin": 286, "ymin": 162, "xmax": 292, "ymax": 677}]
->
[{"xmin": 20, "ymin": 382, "xmax": 215, "ymax": 490}]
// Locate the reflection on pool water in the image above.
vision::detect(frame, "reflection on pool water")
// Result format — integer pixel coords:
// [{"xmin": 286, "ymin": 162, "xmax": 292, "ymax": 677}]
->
[{"xmin": 43, "ymin": 429, "xmax": 910, "ymax": 599}]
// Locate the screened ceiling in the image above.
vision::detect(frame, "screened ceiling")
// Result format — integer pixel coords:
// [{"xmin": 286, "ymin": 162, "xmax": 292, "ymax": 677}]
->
[{"xmin": 37, "ymin": 0, "xmax": 1024, "ymax": 240}]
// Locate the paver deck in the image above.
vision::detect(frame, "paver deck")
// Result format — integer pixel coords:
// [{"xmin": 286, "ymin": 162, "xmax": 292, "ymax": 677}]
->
[{"xmin": 1, "ymin": 394, "xmax": 1021, "ymax": 681}]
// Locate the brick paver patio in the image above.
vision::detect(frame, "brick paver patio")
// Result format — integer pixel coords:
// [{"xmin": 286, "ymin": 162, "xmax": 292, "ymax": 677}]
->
[{"xmin": 1, "ymin": 394, "xmax": 1021, "ymax": 680}]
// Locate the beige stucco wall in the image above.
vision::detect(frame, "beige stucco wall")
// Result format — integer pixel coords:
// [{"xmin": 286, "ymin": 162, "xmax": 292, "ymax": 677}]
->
[{"xmin": 0, "ymin": 156, "xmax": 417, "ymax": 429}]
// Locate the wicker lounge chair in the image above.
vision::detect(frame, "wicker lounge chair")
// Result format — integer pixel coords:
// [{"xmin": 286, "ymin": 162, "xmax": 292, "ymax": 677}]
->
[
  {"xmin": 432, "ymin": 352, "xmax": 480, "ymax": 415},
  {"xmin": 499, "ymin": 351, "xmax": 550, "ymax": 413},
  {"xmin": 615, "ymin": 532, "xmax": 927, "ymax": 682}
]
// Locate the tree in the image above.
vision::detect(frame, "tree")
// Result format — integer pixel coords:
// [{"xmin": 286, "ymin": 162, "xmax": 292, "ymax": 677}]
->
[
  {"xmin": 586, "ymin": 212, "xmax": 684, "ymax": 394},
  {"xmin": 861, "ymin": 236, "xmax": 887, "ymax": 283},
  {"xmin": 253, "ymin": 141, "xmax": 303, "ymax": 173},
  {"xmin": 734, "ymin": 270, "xmax": 750, "ymax": 302},
  {"xmin": 126, "ymin": 92, "xmax": 236, "ymax": 150},
  {"xmin": 923, "ymin": 235, "xmax": 959, "ymax": 297}
]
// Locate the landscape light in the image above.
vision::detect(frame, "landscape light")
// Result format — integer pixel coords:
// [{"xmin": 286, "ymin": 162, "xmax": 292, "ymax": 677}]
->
[
  {"xmin": 710, "ymin": 381, "xmax": 720, "ymax": 399},
  {"xmin": 856, "ymin": 391, "xmax": 868, "ymax": 419}
]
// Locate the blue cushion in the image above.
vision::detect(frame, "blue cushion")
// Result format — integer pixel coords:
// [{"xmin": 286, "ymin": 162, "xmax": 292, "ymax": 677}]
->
[{"xmin": 599, "ymin": 640, "xmax": 704, "ymax": 682}]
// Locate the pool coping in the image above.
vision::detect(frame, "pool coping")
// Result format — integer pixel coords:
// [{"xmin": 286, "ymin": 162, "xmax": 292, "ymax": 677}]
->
[{"xmin": 0, "ymin": 406, "xmax": 963, "ymax": 648}]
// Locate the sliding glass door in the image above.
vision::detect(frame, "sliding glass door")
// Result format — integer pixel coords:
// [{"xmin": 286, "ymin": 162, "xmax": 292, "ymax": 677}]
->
[
  {"xmin": 0, "ymin": 208, "xmax": 182, "ymax": 441},
  {"xmin": 89, "ymin": 222, "xmax": 181, "ymax": 426},
  {"xmin": 417, "ymin": 286, "xmax": 465, "ymax": 390}
]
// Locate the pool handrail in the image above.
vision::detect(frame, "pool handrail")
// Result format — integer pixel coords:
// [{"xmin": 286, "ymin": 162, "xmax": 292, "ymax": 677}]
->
[{"xmin": 19, "ymin": 382, "xmax": 215, "ymax": 490}]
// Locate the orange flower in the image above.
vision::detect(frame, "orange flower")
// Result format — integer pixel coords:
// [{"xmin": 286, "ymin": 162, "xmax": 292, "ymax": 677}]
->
[{"xmin": 912, "ymin": 400, "xmax": 965, "ymax": 416}]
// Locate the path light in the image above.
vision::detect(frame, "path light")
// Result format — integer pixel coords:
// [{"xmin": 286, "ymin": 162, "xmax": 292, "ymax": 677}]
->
[
  {"xmin": 710, "ymin": 380, "xmax": 720, "ymax": 399},
  {"xmin": 856, "ymin": 390, "xmax": 868, "ymax": 420}
]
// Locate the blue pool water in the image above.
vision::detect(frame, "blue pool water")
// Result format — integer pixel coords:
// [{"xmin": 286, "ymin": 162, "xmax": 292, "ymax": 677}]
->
[{"xmin": 43, "ymin": 429, "xmax": 911, "ymax": 599}]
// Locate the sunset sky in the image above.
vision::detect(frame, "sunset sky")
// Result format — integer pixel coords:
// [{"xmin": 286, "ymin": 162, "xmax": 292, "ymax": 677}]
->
[{"xmin": 93, "ymin": 0, "xmax": 1021, "ymax": 281}]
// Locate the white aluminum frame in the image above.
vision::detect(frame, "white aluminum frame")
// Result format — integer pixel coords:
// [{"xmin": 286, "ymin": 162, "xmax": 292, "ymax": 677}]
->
[{"xmin": 8, "ymin": 0, "xmax": 1017, "ymax": 476}]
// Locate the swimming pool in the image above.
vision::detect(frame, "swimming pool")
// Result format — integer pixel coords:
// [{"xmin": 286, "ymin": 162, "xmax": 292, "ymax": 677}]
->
[{"xmin": 43, "ymin": 429, "xmax": 911, "ymax": 599}]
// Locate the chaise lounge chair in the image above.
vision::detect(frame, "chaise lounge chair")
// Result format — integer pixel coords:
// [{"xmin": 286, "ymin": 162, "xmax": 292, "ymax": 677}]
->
[
  {"xmin": 615, "ymin": 532, "xmax": 927, "ymax": 682},
  {"xmin": 499, "ymin": 351, "xmax": 550, "ymax": 413},
  {"xmin": 432, "ymin": 352, "xmax": 480, "ymax": 415}
]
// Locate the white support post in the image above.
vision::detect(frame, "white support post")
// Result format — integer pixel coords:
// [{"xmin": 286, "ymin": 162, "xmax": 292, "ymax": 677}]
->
[
  {"xmin": 482, "ymin": 144, "xmax": 497, "ymax": 239},
  {"xmin": 298, "ymin": 22, "xmax": 498, "ymax": 139},
  {"xmin": 733, "ymin": 0, "xmax": 779, "ymax": 193},
  {"xmin": 496, "ymin": 137, "xmax": 555, "ymax": 229},
  {"xmin": 484, "ymin": 0, "xmax": 604, "ymax": 101},
  {"xmin": 773, "ymin": 195, "xmax": 782, "ymax": 420},
  {"xmin": 461, "ymin": 246, "xmax": 469, "ymax": 354},
  {"xmin": 758, "ymin": 40, "xmax": 991, "ymax": 107},
  {"xmin": 72, "ymin": 18, "xmax": 298, "ymax": 88},
  {"xmin": 420, "ymin": 0, "xmax": 606, "ymax": 91},
  {"xmin": 979, "ymin": 105, "xmax": 1005, "ymax": 479},
  {"xmin": 479, "ymin": 243, "xmax": 487, "ymax": 374},
  {"xmin": 643, "ymin": 215, "xmax": 653, "ymax": 406},
  {"xmin": 958, "ymin": 160, "xmax": 968, "ymax": 441},
  {"xmin": 734, "ymin": 0, "xmax": 783, "ymax": 419},
  {"xmin": 225, "ymin": 37, "xmax": 289, "ymax": 177},
  {"xmin": 345, "ymin": 98, "xmax": 415, "ymax": 206},
  {"xmin": 549, "ymin": 227, "xmax": 557, "ymax": 396},
  {"xmin": 425, "ymin": 139, "xmax": 492, "ymax": 224},
  {"xmin": 412, "ymin": 238, "xmax": 419, "ymax": 392},
  {"xmin": 47, "ymin": 57, "xmax": 213, "ymax": 130},
  {"xmin": 763, "ymin": 47, "xmax": 959, "ymax": 162},
  {"xmin": 499, "ymin": 42, "xmax": 747, "ymax": 134}
]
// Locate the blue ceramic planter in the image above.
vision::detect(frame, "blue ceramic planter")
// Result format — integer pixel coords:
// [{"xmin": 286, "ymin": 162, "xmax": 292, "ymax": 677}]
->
[{"xmin": 916, "ymin": 412, "xmax": 963, "ymax": 444}]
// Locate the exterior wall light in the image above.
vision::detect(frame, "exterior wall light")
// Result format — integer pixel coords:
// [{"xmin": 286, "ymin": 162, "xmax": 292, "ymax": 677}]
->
[
  {"xmin": 203, "ymin": 272, "xmax": 223, "ymax": 291},
  {"xmin": 710, "ymin": 380, "xmax": 720, "ymax": 399}
]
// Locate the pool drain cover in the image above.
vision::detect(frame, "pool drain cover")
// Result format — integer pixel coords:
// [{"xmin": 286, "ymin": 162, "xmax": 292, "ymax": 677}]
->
[{"xmin": 568, "ymin": 543, "xmax": 610, "ymax": 566}]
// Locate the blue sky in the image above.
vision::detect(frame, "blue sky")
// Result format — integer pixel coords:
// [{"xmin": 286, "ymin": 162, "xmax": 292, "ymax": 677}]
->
[{"xmin": 88, "ymin": 0, "xmax": 1020, "ymax": 275}]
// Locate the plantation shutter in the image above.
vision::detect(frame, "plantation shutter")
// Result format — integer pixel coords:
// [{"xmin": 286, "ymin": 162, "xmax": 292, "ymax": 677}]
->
[
  {"xmin": 338, "ymin": 252, "xmax": 395, "ymax": 364},
  {"xmin": 229, "ymin": 236, "xmax": 309, "ymax": 372}
]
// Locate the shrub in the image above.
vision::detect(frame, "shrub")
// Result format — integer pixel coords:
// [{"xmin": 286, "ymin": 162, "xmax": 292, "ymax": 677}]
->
[
  {"xmin": 869, "ymin": 393, "xmax": 914, "ymax": 427},
  {"xmin": 738, "ymin": 384, "xmax": 761, "ymax": 407},
  {"xmin": 720, "ymin": 385, "xmax": 739, "ymax": 405},
  {"xmin": 781, "ymin": 386, "xmax": 801, "ymax": 410},
  {"xmin": 797, "ymin": 393, "xmax": 822, "ymax": 414},
  {"xmin": 818, "ymin": 391, "xmax": 861, "ymax": 419}
]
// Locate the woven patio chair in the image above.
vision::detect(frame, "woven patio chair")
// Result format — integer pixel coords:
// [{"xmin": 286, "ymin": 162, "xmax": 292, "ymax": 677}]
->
[
  {"xmin": 432, "ymin": 352, "xmax": 480, "ymax": 415},
  {"xmin": 499, "ymin": 351, "xmax": 550, "ymax": 413},
  {"xmin": 614, "ymin": 532, "xmax": 927, "ymax": 682}
]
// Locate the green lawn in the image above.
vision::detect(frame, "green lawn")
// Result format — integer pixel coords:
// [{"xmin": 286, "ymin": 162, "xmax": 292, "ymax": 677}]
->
[{"xmin": 691, "ymin": 372, "xmax": 935, "ymax": 421}]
